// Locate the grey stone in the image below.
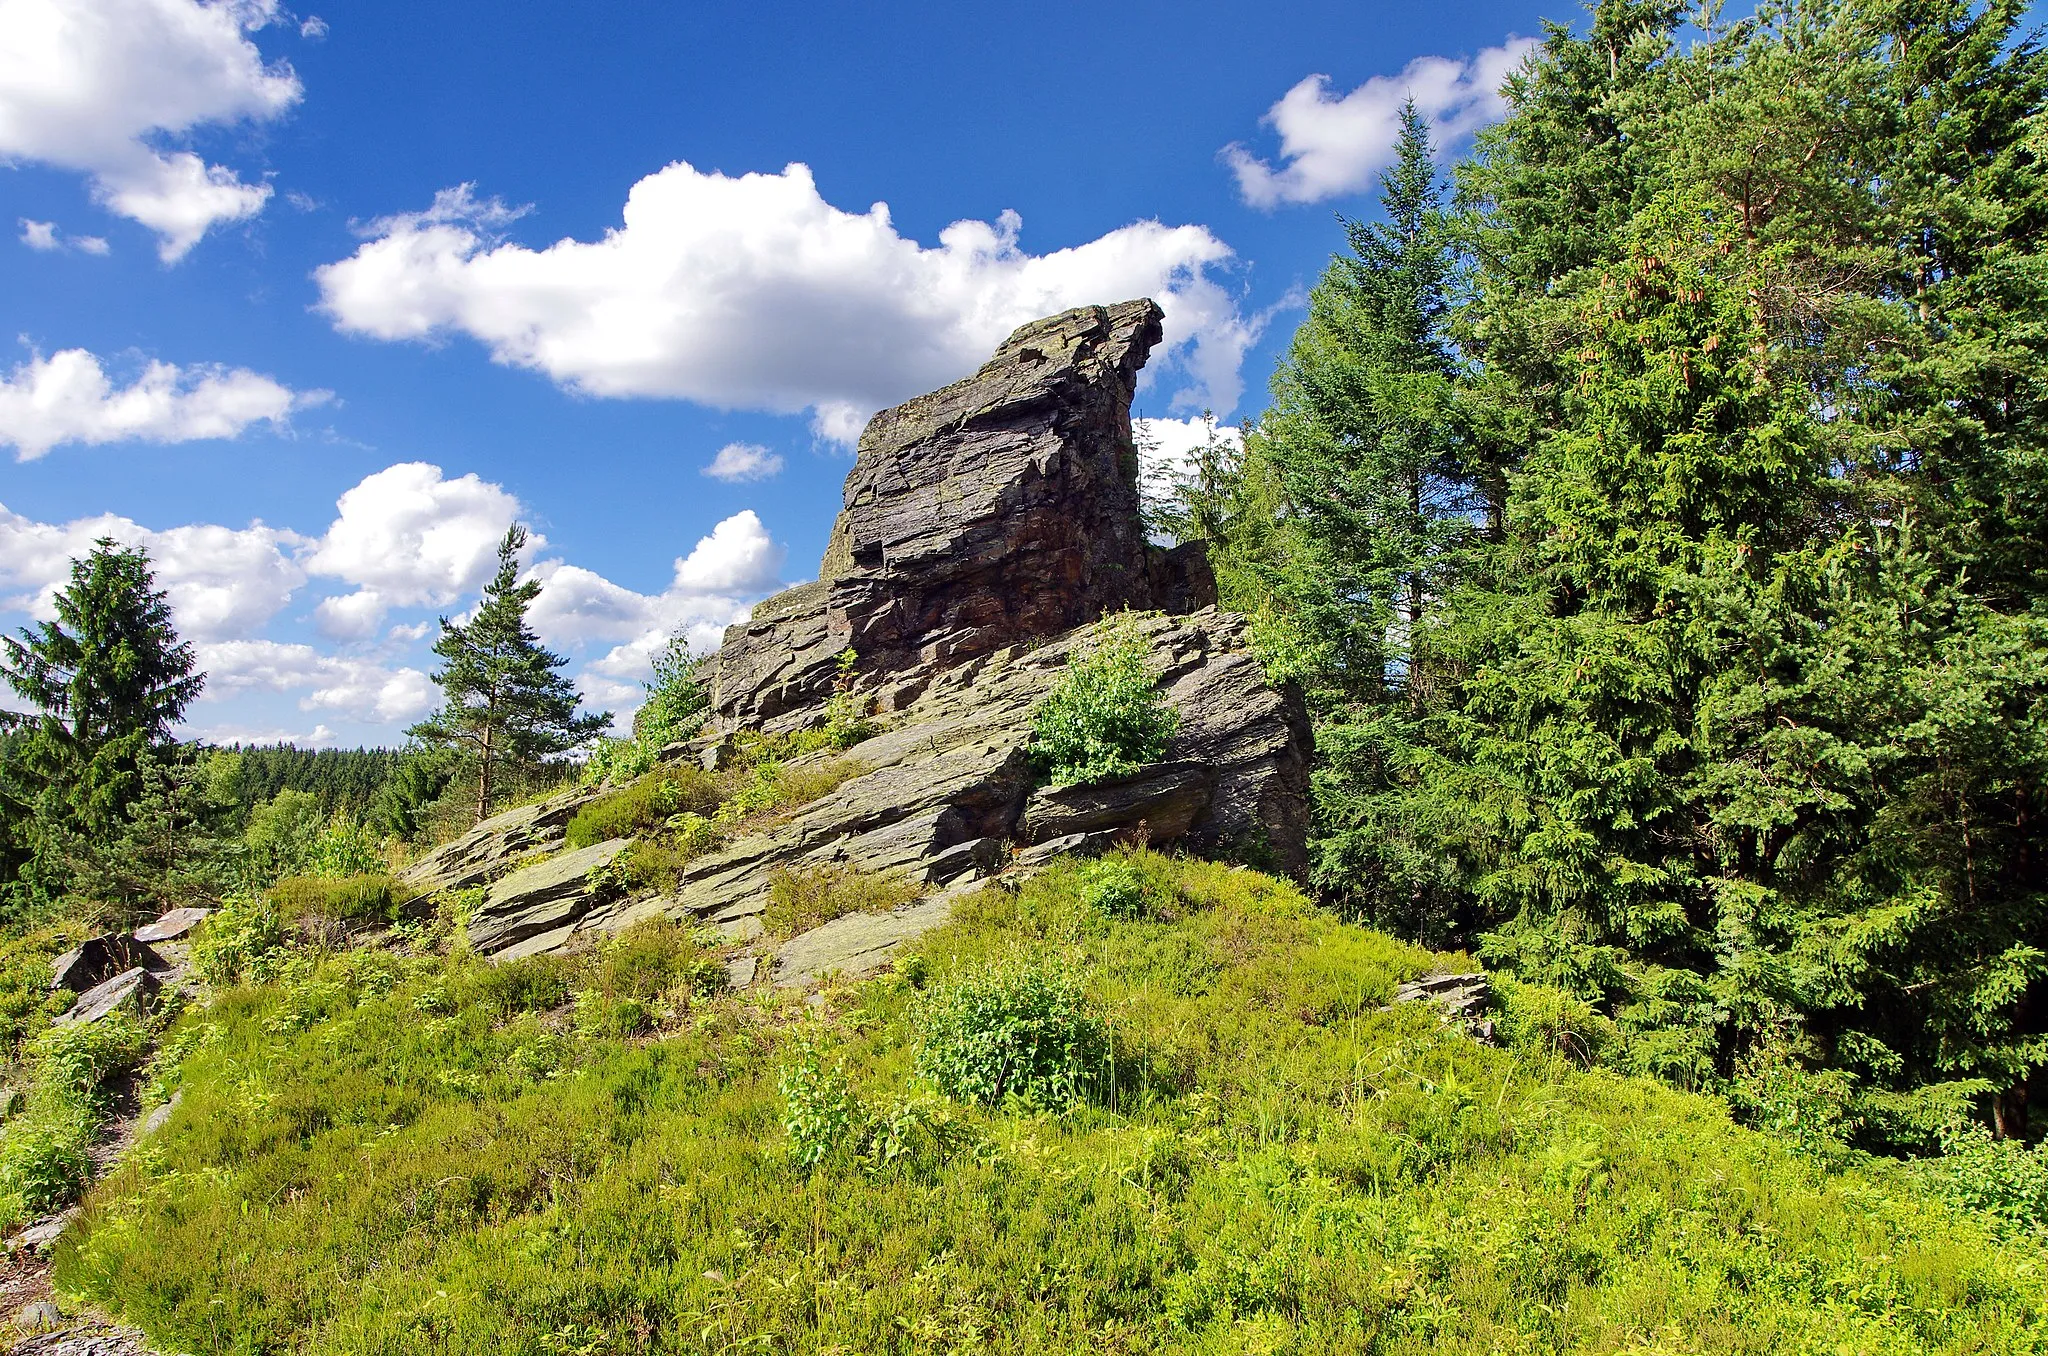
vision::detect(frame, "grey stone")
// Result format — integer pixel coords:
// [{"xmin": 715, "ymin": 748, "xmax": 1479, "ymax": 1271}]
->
[
  {"xmin": 56, "ymin": 968, "xmax": 157, "ymax": 1026},
  {"xmin": 398, "ymin": 785, "xmax": 606, "ymax": 897},
  {"xmin": 725, "ymin": 956, "xmax": 758, "ymax": 990},
  {"xmin": 465, "ymin": 838, "xmax": 631, "ymax": 956},
  {"xmin": 14, "ymin": 1209, "xmax": 76, "ymax": 1251},
  {"xmin": 709, "ymin": 300, "xmax": 1216, "ymax": 734},
  {"xmin": 1393, "ymin": 973, "xmax": 1498, "ymax": 1043},
  {"xmin": 48, "ymin": 935, "xmax": 162, "ymax": 994},
  {"xmin": 132, "ymin": 907, "xmax": 212, "ymax": 944},
  {"xmin": 1018, "ymin": 760, "xmax": 1216, "ymax": 845},
  {"xmin": 1011, "ymin": 830, "xmax": 1124, "ymax": 872},
  {"xmin": 15, "ymin": 1301, "xmax": 63, "ymax": 1332},
  {"xmin": 773, "ymin": 879, "xmax": 985, "ymax": 988},
  {"xmin": 137, "ymin": 1090, "xmax": 182, "ymax": 1139}
]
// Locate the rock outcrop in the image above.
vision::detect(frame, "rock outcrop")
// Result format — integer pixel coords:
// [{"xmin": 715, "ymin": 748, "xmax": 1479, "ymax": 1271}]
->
[
  {"xmin": 421, "ymin": 299, "xmax": 1310, "ymax": 984},
  {"xmin": 709, "ymin": 300, "xmax": 1214, "ymax": 732}
]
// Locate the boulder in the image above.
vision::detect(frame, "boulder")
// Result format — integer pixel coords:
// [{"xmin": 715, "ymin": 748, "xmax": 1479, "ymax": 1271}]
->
[
  {"xmin": 48, "ymin": 936, "xmax": 162, "ymax": 994},
  {"xmin": 1017, "ymin": 760, "xmax": 1216, "ymax": 845},
  {"xmin": 1393, "ymin": 972, "xmax": 1498, "ymax": 1044},
  {"xmin": 708, "ymin": 300, "xmax": 1216, "ymax": 733},
  {"xmin": 56, "ymin": 968, "xmax": 158, "ymax": 1026}
]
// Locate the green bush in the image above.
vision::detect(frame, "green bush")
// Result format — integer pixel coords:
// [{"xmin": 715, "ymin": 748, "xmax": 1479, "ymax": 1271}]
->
[
  {"xmin": 1078, "ymin": 855, "xmax": 1161, "ymax": 920},
  {"xmin": 762, "ymin": 863, "xmax": 924, "ymax": 939},
  {"xmin": 1919, "ymin": 1124, "xmax": 2048, "ymax": 1237},
  {"xmin": 915, "ymin": 954, "xmax": 1105, "ymax": 1112},
  {"xmin": 34, "ymin": 1011, "xmax": 150, "ymax": 1104},
  {"xmin": 565, "ymin": 767, "xmax": 722, "ymax": 848},
  {"xmin": 0, "ymin": 1114, "xmax": 91, "ymax": 1220},
  {"xmin": 471, "ymin": 954, "xmax": 574, "ymax": 1018},
  {"xmin": 779, "ymin": 1033, "xmax": 857, "ymax": 1171},
  {"xmin": 1026, "ymin": 613, "xmax": 1178, "ymax": 787},
  {"xmin": 268, "ymin": 873, "xmax": 403, "ymax": 925},
  {"xmin": 309, "ymin": 816, "xmax": 383, "ymax": 878},
  {"xmin": 1493, "ymin": 976, "xmax": 1614, "ymax": 1068},
  {"xmin": 190, "ymin": 897, "xmax": 288, "ymax": 987}
]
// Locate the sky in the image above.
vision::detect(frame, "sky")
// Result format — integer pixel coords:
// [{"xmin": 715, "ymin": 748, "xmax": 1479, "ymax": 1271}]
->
[{"xmin": 0, "ymin": 0, "xmax": 1546, "ymax": 748}]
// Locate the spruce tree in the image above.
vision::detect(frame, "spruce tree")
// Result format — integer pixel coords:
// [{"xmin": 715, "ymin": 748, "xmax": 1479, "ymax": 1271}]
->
[
  {"xmin": 1249, "ymin": 104, "xmax": 1478, "ymax": 937},
  {"xmin": 409, "ymin": 525, "xmax": 609, "ymax": 823},
  {"xmin": 0, "ymin": 539, "xmax": 203, "ymax": 908}
]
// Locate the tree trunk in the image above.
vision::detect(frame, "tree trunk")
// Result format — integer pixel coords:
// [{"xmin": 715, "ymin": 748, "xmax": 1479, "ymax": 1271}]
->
[{"xmin": 474, "ymin": 724, "xmax": 494, "ymax": 826}]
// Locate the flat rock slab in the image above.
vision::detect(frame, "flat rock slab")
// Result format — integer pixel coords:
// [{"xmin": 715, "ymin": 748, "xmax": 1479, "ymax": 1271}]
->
[
  {"xmin": 773, "ymin": 880, "xmax": 984, "ymax": 988},
  {"xmin": 132, "ymin": 907, "xmax": 212, "ymax": 944},
  {"xmin": 399, "ymin": 786, "xmax": 604, "ymax": 897},
  {"xmin": 467, "ymin": 838, "xmax": 631, "ymax": 956},
  {"xmin": 56, "ymin": 969, "xmax": 157, "ymax": 1026},
  {"xmin": 1018, "ymin": 760, "xmax": 1216, "ymax": 845}
]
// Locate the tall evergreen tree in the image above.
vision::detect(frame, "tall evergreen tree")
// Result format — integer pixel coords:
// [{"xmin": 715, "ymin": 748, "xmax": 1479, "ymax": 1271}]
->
[
  {"xmin": 1248, "ymin": 104, "xmax": 1479, "ymax": 936},
  {"xmin": 0, "ymin": 539, "xmax": 203, "ymax": 908},
  {"xmin": 409, "ymin": 525, "xmax": 608, "ymax": 823}
]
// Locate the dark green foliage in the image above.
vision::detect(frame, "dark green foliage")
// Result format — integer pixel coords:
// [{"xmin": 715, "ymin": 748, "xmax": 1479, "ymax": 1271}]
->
[
  {"xmin": 0, "ymin": 540, "xmax": 203, "ymax": 912},
  {"xmin": 1026, "ymin": 614, "xmax": 1180, "ymax": 787},
  {"xmin": 205, "ymin": 744, "xmax": 405, "ymax": 824},
  {"xmin": 409, "ymin": 525, "xmax": 610, "ymax": 824},
  {"xmin": 368, "ymin": 746, "xmax": 454, "ymax": 841}
]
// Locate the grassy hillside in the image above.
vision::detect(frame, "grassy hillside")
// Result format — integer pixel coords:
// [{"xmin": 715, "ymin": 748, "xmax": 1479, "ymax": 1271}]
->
[{"xmin": 52, "ymin": 852, "xmax": 2048, "ymax": 1355}]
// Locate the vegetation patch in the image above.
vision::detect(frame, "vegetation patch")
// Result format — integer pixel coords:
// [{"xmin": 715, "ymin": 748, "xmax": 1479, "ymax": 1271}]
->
[
  {"xmin": 268, "ymin": 872, "xmax": 406, "ymax": 927},
  {"xmin": 565, "ymin": 765, "xmax": 722, "ymax": 848},
  {"xmin": 761, "ymin": 861, "xmax": 924, "ymax": 939},
  {"xmin": 1027, "ymin": 612, "xmax": 1179, "ymax": 787}
]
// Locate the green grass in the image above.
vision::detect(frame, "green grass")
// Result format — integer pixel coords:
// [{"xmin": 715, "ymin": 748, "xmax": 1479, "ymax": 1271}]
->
[
  {"xmin": 761, "ymin": 862, "xmax": 925, "ymax": 939},
  {"xmin": 54, "ymin": 852, "xmax": 2048, "ymax": 1354},
  {"xmin": 564, "ymin": 766, "xmax": 724, "ymax": 849}
]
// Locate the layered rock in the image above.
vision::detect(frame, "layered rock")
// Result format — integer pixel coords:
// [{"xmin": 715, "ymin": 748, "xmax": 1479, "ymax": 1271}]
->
[
  {"xmin": 420, "ymin": 299, "xmax": 1310, "ymax": 983},
  {"xmin": 709, "ymin": 300, "xmax": 1215, "ymax": 732}
]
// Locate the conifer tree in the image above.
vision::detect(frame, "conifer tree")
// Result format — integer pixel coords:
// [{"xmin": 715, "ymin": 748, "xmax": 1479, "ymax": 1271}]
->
[
  {"xmin": 409, "ymin": 525, "xmax": 609, "ymax": 824},
  {"xmin": 0, "ymin": 539, "xmax": 203, "ymax": 907}
]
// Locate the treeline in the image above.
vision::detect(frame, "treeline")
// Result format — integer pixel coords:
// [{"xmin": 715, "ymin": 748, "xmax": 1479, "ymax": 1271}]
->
[
  {"xmin": 1148, "ymin": 0, "xmax": 2048, "ymax": 1148},
  {"xmin": 207, "ymin": 745, "xmax": 405, "ymax": 821}
]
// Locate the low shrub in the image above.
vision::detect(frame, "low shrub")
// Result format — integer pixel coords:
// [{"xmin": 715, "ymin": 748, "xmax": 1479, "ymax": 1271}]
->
[
  {"xmin": 189, "ymin": 897, "xmax": 288, "ymax": 987},
  {"xmin": 33, "ymin": 1011, "xmax": 150, "ymax": 1104},
  {"xmin": 1493, "ymin": 976, "xmax": 1614, "ymax": 1068},
  {"xmin": 779, "ymin": 1033, "xmax": 858, "ymax": 1170},
  {"xmin": 565, "ymin": 767, "xmax": 722, "ymax": 848},
  {"xmin": 471, "ymin": 953, "xmax": 574, "ymax": 1017},
  {"xmin": 1919, "ymin": 1122, "xmax": 2048, "ymax": 1236},
  {"xmin": 1078, "ymin": 854, "xmax": 1163, "ymax": 920},
  {"xmin": 915, "ymin": 953, "xmax": 1105, "ymax": 1112},
  {"xmin": 0, "ymin": 1114, "xmax": 91, "ymax": 1221},
  {"xmin": 268, "ymin": 873, "xmax": 403, "ymax": 926},
  {"xmin": 1026, "ymin": 611, "xmax": 1178, "ymax": 787},
  {"xmin": 762, "ymin": 863, "xmax": 924, "ymax": 939}
]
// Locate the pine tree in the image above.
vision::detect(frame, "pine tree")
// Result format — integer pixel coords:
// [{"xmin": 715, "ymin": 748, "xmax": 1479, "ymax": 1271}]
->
[
  {"xmin": 409, "ymin": 525, "xmax": 609, "ymax": 823},
  {"xmin": 0, "ymin": 539, "xmax": 203, "ymax": 908}
]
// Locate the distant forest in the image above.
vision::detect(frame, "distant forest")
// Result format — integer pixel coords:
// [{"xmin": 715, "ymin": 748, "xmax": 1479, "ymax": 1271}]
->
[{"xmin": 203, "ymin": 745, "xmax": 404, "ymax": 820}]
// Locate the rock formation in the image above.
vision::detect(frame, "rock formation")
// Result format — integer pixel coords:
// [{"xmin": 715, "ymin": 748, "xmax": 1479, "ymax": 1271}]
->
[
  {"xmin": 411, "ymin": 299, "xmax": 1310, "ymax": 983},
  {"xmin": 708, "ymin": 299, "xmax": 1214, "ymax": 732}
]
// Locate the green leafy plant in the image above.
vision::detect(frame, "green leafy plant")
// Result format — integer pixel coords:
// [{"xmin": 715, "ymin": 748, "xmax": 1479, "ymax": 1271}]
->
[
  {"xmin": 1920, "ymin": 1123, "xmax": 2048, "ymax": 1237},
  {"xmin": 190, "ymin": 896, "xmax": 288, "ymax": 987},
  {"xmin": 268, "ymin": 873, "xmax": 403, "ymax": 926},
  {"xmin": 914, "ymin": 954, "xmax": 1105, "ymax": 1112},
  {"xmin": 565, "ymin": 766, "xmax": 722, "ymax": 848},
  {"xmin": 779, "ymin": 1032, "xmax": 858, "ymax": 1171},
  {"xmin": 1078, "ymin": 855, "xmax": 1160, "ymax": 920},
  {"xmin": 1025, "ymin": 613, "xmax": 1178, "ymax": 788}
]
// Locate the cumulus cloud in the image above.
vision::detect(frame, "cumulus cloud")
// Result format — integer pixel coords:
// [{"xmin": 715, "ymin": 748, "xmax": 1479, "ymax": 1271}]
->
[
  {"xmin": 703, "ymin": 442, "xmax": 784, "ymax": 483},
  {"xmin": 302, "ymin": 461, "xmax": 527, "ymax": 637},
  {"xmin": 185, "ymin": 719, "xmax": 338, "ymax": 747},
  {"xmin": 0, "ymin": 347, "xmax": 327, "ymax": 461},
  {"xmin": 198, "ymin": 639, "xmax": 436, "ymax": 723},
  {"xmin": 19, "ymin": 220, "xmax": 56, "ymax": 250},
  {"xmin": 0, "ymin": 0, "xmax": 303, "ymax": 259},
  {"xmin": 528, "ymin": 509, "xmax": 782, "ymax": 652},
  {"xmin": 0, "ymin": 501, "xmax": 305, "ymax": 641},
  {"xmin": 316, "ymin": 162, "xmax": 1259, "ymax": 443},
  {"xmin": 1226, "ymin": 39, "xmax": 1537, "ymax": 207},
  {"xmin": 297, "ymin": 14, "xmax": 325, "ymax": 38}
]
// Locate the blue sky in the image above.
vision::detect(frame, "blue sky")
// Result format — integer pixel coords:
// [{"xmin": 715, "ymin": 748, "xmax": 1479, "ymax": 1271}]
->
[{"xmin": 2, "ymin": 0, "xmax": 1540, "ymax": 747}]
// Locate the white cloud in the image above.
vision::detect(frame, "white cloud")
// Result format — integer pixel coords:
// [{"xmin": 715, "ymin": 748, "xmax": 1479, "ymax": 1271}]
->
[
  {"xmin": 0, "ymin": 347, "xmax": 327, "ymax": 461},
  {"xmin": 186, "ymin": 719, "xmax": 338, "ymax": 747},
  {"xmin": 527, "ymin": 509, "xmax": 782, "ymax": 653},
  {"xmin": 703, "ymin": 442, "xmax": 783, "ymax": 483},
  {"xmin": 1135, "ymin": 415, "xmax": 1243, "ymax": 483},
  {"xmin": 0, "ymin": 0, "xmax": 302, "ymax": 259},
  {"xmin": 302, "ymin": 461, "xmax": 527, "ymax": 636},
  {"xmin": 0, "ymin": 501, "xmax": 305, "ymax": 641},
  {"xmin": 1226, "ymin": 39, "xmax": 1537, "ymax": 207},
  {"xmin": 316, "ymin": 162, "xmax": 1258, "ymax": 442},
  {"xmin": 19, "ymin": 219, "xmax": 56, "ymax": 250},
  {"xmin": 297, "ymin": 14, "xmax": 325, "ymax": 38},
  {"xmin": 198, "ymin": 639, "xmax": 436, "ymax": 723}
]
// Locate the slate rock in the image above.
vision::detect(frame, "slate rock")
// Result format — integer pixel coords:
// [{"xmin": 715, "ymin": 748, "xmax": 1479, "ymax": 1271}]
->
[
  {"xmin": 466, "ymin": 838, "xmax": 632, "ymax": 957},
  {"xmin": 398, "ymin": 785, "xmax": 605, "ymax": 897},
  {"xmin": 14, "ymin": 1209, "xmax": 76, "ymax": 1251},
  {"xmin": 709, "ymin": 300, "xmax": 1217, "ymax": 733},
  {"xmin": 56, "ymin": 968, "xmax": 157, "ymax": 1026},
  {"xmin": 132, "ymin": 906, "xmax": 213, "ymax": 944},
  {"xmin": 1017, "ymin": 759, "xmax": 1216, "ymax": 845},
  {"xmin": 16, "ymin": 1300, "xmax": 64, "ymax": 1332},
  {"xmin": 48, "ymin": 936, "xmax": 162, "ymax": 994},
  {"xmin": 773, "ymin": 879, "xmax": 986, "ymax": 988}
]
